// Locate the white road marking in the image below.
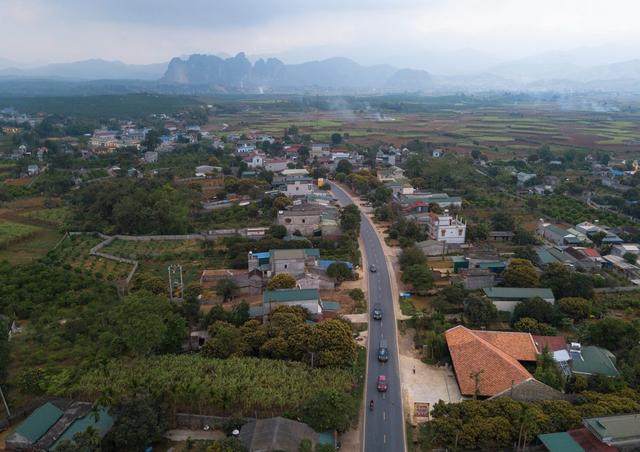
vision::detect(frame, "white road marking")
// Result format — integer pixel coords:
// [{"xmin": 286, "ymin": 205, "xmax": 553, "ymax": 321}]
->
[
  {"xmin": 383, "ymin": 411, "xmax": 387, "ymax": 420},
  {"xmin": 383, "ymin": 434, "xmax": 387, "ymax": 444}
]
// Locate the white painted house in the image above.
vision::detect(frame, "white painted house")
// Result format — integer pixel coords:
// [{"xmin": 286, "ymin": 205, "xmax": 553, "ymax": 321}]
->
[{"xmin": 426, "ymin": 212, "xmax": 466, "ymax": 244}]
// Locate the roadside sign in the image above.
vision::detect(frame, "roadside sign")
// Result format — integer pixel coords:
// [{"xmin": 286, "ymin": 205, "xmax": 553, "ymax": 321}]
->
[{"xmin": 414, "ymin": 402, "xmax": 430, "ymax": 420}]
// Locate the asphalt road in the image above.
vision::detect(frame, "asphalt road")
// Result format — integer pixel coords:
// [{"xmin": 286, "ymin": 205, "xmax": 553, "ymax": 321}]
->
[{"xmin": 330, "ymin": 183, "xmax": 406, "ymax": 452}]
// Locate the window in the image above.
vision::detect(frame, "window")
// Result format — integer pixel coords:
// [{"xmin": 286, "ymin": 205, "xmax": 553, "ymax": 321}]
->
[
  {"xmin": 302, "ymin": 219, "xmax": 306, "ymax": 223},
  {"xmin": 441, "ymin": 229, "xmax": 446, "ymax": 236},
  {"xmin": 284, "ymin": 264, "xmax": 288, "ymax": 269},
  {"xmin": 458, "ymin": 229, "xmax": 463, "ymax": 236},
  {"xmin": 285, "ymin": 218, "xmax": 292, "ymax": 224}
]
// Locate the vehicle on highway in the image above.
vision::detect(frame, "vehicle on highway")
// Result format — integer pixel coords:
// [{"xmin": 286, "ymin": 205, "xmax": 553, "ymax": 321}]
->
[
  {"xmin": 372, "ymin": 304, "xmax": 383, "ymax": 320},
  {"xmin": 378, "ymin": 340, "xmax": 389, "ymax": 362},
  {"xmin": 369, "ymin": 399, "xmax": 374, "ymax": 411},
  {"xmin": 377, "ymin": 375, "xmax": 388, "ymax": 392},
  {"xmin": 369, "ymin": 264, "xmax": 377, "ymax": 273}
]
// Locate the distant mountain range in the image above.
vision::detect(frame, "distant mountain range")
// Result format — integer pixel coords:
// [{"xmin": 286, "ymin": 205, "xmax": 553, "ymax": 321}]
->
[
  {"xmin": 1, "ymin": 51, "xmax": 640, "ymax": 95},
  {"xmin": 160, "ymin": 53, "xmax": 432, "ymax": 92},
  {"xmin": 0, "ymin": 59, "xmax": 167, "ymax": 81}
]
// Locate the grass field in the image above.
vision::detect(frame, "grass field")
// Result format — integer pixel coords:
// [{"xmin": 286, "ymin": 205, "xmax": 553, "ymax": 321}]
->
[
  {"xmin": 22, "ymin": 207, "xmax": 70, "ymax": 226},
  {"xmin": 0, "ymin": 221, "xmax": 41, "ymax": 248}
]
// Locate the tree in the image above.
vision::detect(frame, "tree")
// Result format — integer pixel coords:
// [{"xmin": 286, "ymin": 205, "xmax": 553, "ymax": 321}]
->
[
  {"xmin": 301, "ymin": 389, "xmax": 355, "ymax": 432},
  {"xmin": 314, "ymin": 319, "xmax": 357, "ymax": 367},
  {"xmin": 491, "ymin": 212, "xmax": 516, "ymax": 231},
  {"xmin": 340, "ymin": 204, "xmax": 361, "ymax": 234},
  {"xmin": 331, "ymin": 133, "xmax": 343, "ymax": 145},
  {"xmin": 513, "ymin": 317, "xmax": 557, "ymax": 335},
  {"xmin": 336, "ymin": 159, "xmax": 353, "ymax": 175},
  {"xmin": 216, "ymin": 278, "xmax": 239, "ymax": 302},
  {"xmin": 503, "ymin": 259, "xmax": 540, "ymax": 287},
  {"xmin": 540, "ymin": 263, "xmax": 594, "ymax": 299},
  {"xmin": 467, "ymin": 222, "xmax": 489, "ymax": 241},
  {"xmin": 326, "ymin": 262, "xmax": 353, "ymax": 282},
  {"xmin": 471, "ymin": 149, "xmax": 481, "ymax": 160},
  {"xmin": 142, "ymin": 129, "xmax": 161, "ymax": 151},
  {"xmin": 557, "ymin": 297, "xmax": 591, "ymax": 321},
  {"xmin": 56, "ymin": 427, "xmax": 102, "ymax": 452},
  {"xmin": 268, "ymin": 224, "xmax": 288, "ymax": 239},
  {"xmin": 112, "ymin": 292, "xmax": 186, "ymax": 356},
  {"xmin": 464, "ymin": 295, "xmax": 497, "ymax": 326},
  {"xmin": 267, "ymin": 273, "xmax": 297, "ymax": 290},
  {"xmin": 399, "ymin": 245, "xmax": 426, "ymax": 271},
  {"xmin": 203, "ymin": 321, "xmax": 248, "ymax": 359},
  {"xmin": 512, "ymin": 297, "xmax": 555, "ymax": 324},
  {"xmin": 103, "ymin": 396, "xmax": 168, "ymax": 451},
  {"xmin": 534, "ymin": 349, "xmax": 563, "ymax": 390},
  {"xmin": 401, "ymin": 265, "xmax": 434, "ymax": 295},
  {"xmin": 624, "ymin": 252, "xmax": 638, "ymax": 265},
  {"xmin": 586, "ymin": 317, "xmax": 640, "ymax": 352}
]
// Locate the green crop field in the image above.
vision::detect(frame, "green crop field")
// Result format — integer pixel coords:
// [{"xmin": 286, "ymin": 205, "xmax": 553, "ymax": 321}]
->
[{"xmin": 0, "ymin": 221, "xmax": 41, "ymax": 248}]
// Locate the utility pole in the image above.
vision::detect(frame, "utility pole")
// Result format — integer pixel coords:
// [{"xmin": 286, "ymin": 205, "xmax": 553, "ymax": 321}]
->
[
  {"xmin": 168, "ymin": 264, "xmax": 184, "ymax": 302},
  {"xmin": 0, "ymin": 385, "xmax": 11, "ymax": 419}
]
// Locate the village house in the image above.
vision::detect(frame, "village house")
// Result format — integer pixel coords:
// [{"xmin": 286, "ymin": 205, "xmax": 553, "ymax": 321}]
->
[
  {"xmin": 6, "ymin": 401, "xmax": 114, "ymax": 451},
  {"xmin": 611, "ymin": 243, "xmax": 640, "ymax": 259},
  {"xmin": 444, "ymin": 326, "xmax": 565, "ymax": 399},
  {"xmin": 310, "ymin": 143, "xmax": 330, "ymax": 158},
  {"xmin": 482, "ymin": 287, "xmax": 555, "ymax": 313},
  {"xmin": 90, "ymin": 129, "xmax": 120, "ymax": 149},
  {"xmin": 277, "ymin": 203, "xmax": 325, "ymax": 236},
  {"xmin": 236, "ymin": 142, "xmax": 256, "ymax": 154},
  {"xmin": 553, "ymin": 342, "xmax": 620, "ymax": 379},
  {"xmin": 260, "ymin": 288, "xmax": 322, "ymax": 317},
  {"xmin": 539, "ymin": 413, "xmax": 640, "ymax": 452},
  {"xmin": 284, "ymin": 179, "xmax": 314, "ymax": 197},
  {"xmin": 264, "ymin": 158, "xmax": 288, "ymax": 173},
  {"xmin": 426, "ymin": 212, "xmax": 466, "ymax": 244},
  {"xmin": 243, "ymin": 151, "xmax": 265, "ymax": 169},
  {"xmin": 200, "ymin": 269, "xmax": 263, "ymax": 296},
  {"xmin": 537, "ymin": 221, "xmax": 581, "ymax": 246},
  {"xmin": 144, "ymin": 151, "xmax": 158, "ymax": 163}
]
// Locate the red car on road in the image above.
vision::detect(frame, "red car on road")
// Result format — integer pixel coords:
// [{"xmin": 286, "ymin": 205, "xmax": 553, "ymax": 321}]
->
[{"xmin": 377, "ymin": 375, "xmax": 388, "ymax": 392}]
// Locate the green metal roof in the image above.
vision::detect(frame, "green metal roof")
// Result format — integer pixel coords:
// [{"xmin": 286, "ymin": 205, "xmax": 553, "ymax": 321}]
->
[
  {"xmin": 51, "ymin": 407, "xmax": 114, "ymax": 450},
  {"xmin": 483, "ymin": 287, "xmax": 555, "ymax": 301},
  {"xmin": 538, "ymin": 432, "xmax": 584, "ymax": 452},
  {"xmin": 572, "ymin": 346, "xmax": 620, "ymax": 378},
  {"xmin": 14, "ymin": 402, "xmax": 63, "ymax": 444},
  {"xmin": 263, "ymin": 288, "xmax": 319, "ymax": 303},
  {"xmin": 584, "ymin": 414, "xmax": 640, "ymax": 444},
  {"xmin": 536, "ymin": 247, "xmax": 560, "ymax": 265},
  {"xmin": 320, "ymin": 301, "xmax": 341, "ymax": 311}
]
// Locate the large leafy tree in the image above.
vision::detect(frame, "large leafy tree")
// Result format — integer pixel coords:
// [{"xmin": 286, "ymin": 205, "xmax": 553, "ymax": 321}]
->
[
  {"xmin": 512, "ymin": 297, "xmax": 555, "ymax": 324},
  {"xmin": 267, "ymin": 273, "xmax": 297, "ymax": 290},
  {"xmin": 464, "ymin": 295, "xmax": 497, "ymax": 327},
  {"xmin": 401, "ymin": 264, "xmax": 434, "ymax": 295},
  {"xmin": 111, "ymin": 291, "xmax": 186, "ymax": 356},
  {"xmin": 503, "ymin": 259, "xmax": 539, "ymax": 287},
  {"xmin": 301, "ymin": 389, "xmax": 355, "ymax": 432}
]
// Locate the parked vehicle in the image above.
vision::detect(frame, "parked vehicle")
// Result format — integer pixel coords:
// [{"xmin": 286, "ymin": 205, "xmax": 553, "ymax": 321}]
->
[
  {"xmin": 377, "ymin": 375, "xmax": 388, "ymax": 392},
  {"xmin": 372, "ymin": 304, "xmax": 383, "ymax": 320}
]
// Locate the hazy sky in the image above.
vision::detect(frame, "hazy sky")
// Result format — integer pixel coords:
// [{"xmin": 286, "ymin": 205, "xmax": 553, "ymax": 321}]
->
[{"xmin": 3, "ymin": 0, "xmax": 640, "ymax": 71}]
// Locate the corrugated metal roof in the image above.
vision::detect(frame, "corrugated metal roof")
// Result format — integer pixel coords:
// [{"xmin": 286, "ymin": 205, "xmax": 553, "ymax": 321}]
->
[
  {"xmin": 483, "ymin": 287, "xmax": 555, "ymax": 301},
  {"xmin": 538, "ymin": 432, "xmax": 584, "ymax": 452},
  {"xmin": 14, "ymin": 402, "xmax": 63, "ymax": 443},
  {"xmin": 263, "ymin": 288, "xmax": 319, "ymax": 303},
  {"xmin": 572, "ymin": 346, "xmax": 620, "ymax": 378}
]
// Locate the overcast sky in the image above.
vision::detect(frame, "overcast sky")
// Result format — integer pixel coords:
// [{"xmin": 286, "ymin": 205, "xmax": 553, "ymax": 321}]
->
[{"xmin": 3, "ymin": 0, "xmax": 640, "ymax": 72}]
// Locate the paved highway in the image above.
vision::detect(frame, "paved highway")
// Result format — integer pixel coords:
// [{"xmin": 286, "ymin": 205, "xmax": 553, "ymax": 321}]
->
[{"xmin": 331, "ymin": 183, "xmax": 406, "ymax": 452}]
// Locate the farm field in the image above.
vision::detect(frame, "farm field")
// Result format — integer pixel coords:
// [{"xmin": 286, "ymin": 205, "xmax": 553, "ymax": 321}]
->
[
  {"xmin": 103, "ymin": 238, "xmax": 228, "ymax": 287},
  {"xmin": 0, "ymin": 220, "xmax": 41, "ymax": 248},
  {"xmin": 204, "ymin": 104, "xmax": 640, "ymax": 159},
  {"xmin": 53, "ymin": 234, "xmax": 133, "ymax": 282}
]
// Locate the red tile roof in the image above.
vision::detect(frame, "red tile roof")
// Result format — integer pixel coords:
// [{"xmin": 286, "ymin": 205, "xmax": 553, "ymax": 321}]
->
[
  {"xmin": 568, "ymin": 428, "xmax": 617, "ymax": 452},
  {"xmin": 445, "ymin": 326, "xmax": 533, "ymax": 397},
  {"xmin": 473, "ymin": 330, "xmax": 539, "ymax": 361},
  {"xmin": 533, "ymin": 335, "xmax": 567, "ymax": 353}
]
